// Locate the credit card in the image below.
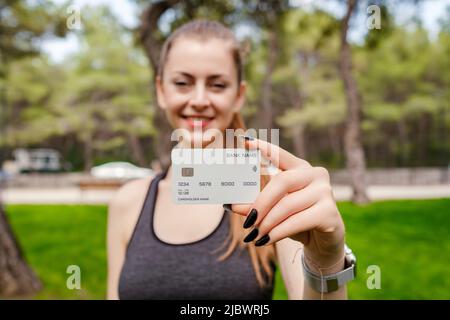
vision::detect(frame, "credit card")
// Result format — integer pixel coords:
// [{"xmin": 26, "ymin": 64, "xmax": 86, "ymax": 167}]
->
[{"xmin": 171, "ymin": 148, "xmax": 260, "ymax": 204}]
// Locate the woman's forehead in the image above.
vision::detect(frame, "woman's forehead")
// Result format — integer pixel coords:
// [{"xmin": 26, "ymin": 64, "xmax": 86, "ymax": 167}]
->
[{"xmin": 165, "ymin": 37, "xmax": 236, "ymax": 78}]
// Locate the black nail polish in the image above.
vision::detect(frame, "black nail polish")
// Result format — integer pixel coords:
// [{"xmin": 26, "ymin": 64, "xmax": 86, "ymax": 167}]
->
[
  {"xmin": 223, "ymin": 204, "xmax": 232, "ymax": 213},
  {"xmin": 243, "ymin": 228, "xmax": 259, "ymax": 243},
  {"xmin": 237, "ymin": 134, "xmax": 254, "ymax": 141},
  {"xmin": 255, "ymin": 234, "xmax": 270, "ymax": 246},
  {"xmin": 243, "ymin": 135, "xmax": 254, "ymax": 141},
  {"xmin": 243, "ymin": 208, "xmax": 257, "ymax": 229}
]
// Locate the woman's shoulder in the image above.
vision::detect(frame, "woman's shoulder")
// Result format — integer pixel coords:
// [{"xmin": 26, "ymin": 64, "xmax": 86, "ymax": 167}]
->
[
  {"xmin": 108, "ymin": 175, "xmax": 156, "ymax": 246},
  {"xmin": 108, "ymin": 175, "xmax": 155, "ymax": 216}
]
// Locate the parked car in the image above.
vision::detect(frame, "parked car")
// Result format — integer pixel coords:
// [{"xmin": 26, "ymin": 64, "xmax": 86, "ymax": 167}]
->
[
  {"xmin": 0, "ymin": 170, "xmax": 10, "ymax": 183},
  {"xmin": 90, "ymin": 162, "xmax": 153, "ymax": 179},
  {"xmin": 12, "ymin": 148, "xmax": 68, "ymax": 173}
]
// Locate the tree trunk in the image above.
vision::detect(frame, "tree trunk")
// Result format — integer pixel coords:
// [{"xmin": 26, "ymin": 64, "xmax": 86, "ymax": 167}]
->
[
  {"xmin": 0, "ymin": 55, "xmax": 9, "ymax": 165},
  {"xmin": 288, "ymin": 75, "xmax": 306, "ymax": 159},
  {"xmin": 139, "ymin": 0, "xmax": 181, "ymax": 70},
  {"xmin": 291, "ymin": 125, "xmax": 306, "ymax": 159},
  {"xmin": 290, "ymin": 50, "xmax": 316, "ymax": 160},
  {"xmin": 339, "ymin": 0, "xmax": 369, "ymax": 204},
  {"xmin": 128, "ymin": 134, "xmax": 147, "ymax": 167},
  {"xmin": 0, "ymin": 205, "xmax": 42, "ymax": 297},
  {"xmin": 260, "ymin": 30, "xmax": 278, "ymax": 130},
  {"xmin": 439, "ymin": 108, "xmax": 449, "ymax": 167},
  {"xmin": 83, "ymin": 135, "xmax": 93, "ymax": 172},
  {"xmin": 139, "ymin": 0, "xmax": 181, "ymax": 171},
  {"xmin": 398, "ymin": 120, "xmax": 408, "ymax": 166},
  {"xmin": 328, "ymin": 126, "xmax": 341, "ymax": 157},
  {"xmin": 417, "ymin": 114, "xmax": 427, "ymax": 165},
  {"xmin": 0, "ymin": 51, "xmax": 42, "ymax": 298}
]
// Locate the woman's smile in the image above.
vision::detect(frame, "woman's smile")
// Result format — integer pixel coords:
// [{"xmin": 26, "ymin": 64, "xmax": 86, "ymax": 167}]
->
[
  {"xmin": 156, "ymin": 36, "xmax": 246, "ymax": 143},
  {"xmin": 179, "ymin": 113, "xmax": 215, "ymax": 129}
]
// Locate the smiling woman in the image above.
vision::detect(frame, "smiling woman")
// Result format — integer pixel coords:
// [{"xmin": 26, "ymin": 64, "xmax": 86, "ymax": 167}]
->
[
  {"xmin": 107, "ymin": 20, "xmax": 277, "ymax": 301},
  {"xmin": 107, "ymin": 19, "xmax": 349, "ymax": 301},
  {"xmin": 155, "ymin": 27, "xmax": 247, "ymax": 145}
]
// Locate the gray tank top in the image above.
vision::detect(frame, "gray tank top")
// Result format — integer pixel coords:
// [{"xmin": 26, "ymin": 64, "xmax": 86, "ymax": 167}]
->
[{"xmin": 118, "ymin": 170, "xmax": 275, "ymax": 300}]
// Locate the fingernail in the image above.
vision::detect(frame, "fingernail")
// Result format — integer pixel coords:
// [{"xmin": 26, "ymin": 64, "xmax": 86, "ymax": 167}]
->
[
  {"xmin": 243, "ymin": 208, "xmax": 257, "ymax": 229},
  {"xmin": 223, "ymin": 204, "xmax": 232, "ymax": 213},
  {"xmin": 237, "ymin": 134, "xmax": 254, "ymax": 141},
  {"xmin": 255, "ymin": 234, "xmax": 270, "ymax": 246},
  {"xmin": 243, "ymin": 228, "xmax": 259, "ymax": 243}
]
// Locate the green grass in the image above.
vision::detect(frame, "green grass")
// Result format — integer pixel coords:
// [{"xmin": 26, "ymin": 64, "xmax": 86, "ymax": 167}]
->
[
  {"xmin": 4, "ymin": 205, "xmax": 107, "ymax": 300},
  {"xmin": 4, "ymin": 199, "xmax": 450, "ymax": 300}
]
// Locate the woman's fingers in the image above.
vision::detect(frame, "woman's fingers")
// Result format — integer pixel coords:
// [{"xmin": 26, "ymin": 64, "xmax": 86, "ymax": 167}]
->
[
  {"xmin": 228, "ymin": 203, "xmax": 252, "ymax": 215},
  {"xmin": 242, "ymin": 168, "xmax": 318, "ymax": 228},
  {"xmin": 252, "ymin": 200, "xmax": 331, "ymax": 246},
  {"xmin": 251, "ymin": 182, "xmax": 330, "ymax": 239},
  {"xmin": 228, "ymin": 168, "xmax": 318, "ymax": 217},
  {"xmin": 243, "ymin": 137, "xmax": 311, "ymax": 171}
]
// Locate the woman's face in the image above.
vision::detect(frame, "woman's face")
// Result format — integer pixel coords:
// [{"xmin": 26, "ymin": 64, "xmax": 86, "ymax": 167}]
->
[{"xmin": 156, "ymin": 37, "xmax": 246, "ymax": 146}]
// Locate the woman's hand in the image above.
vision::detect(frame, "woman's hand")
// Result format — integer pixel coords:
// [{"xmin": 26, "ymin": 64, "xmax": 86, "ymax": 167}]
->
[{"xmin": 229, "ymin": 137, "xmax": 346, "ymax": 270}]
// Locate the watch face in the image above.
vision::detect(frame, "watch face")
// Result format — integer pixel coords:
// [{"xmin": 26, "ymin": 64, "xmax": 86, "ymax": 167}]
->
[
  {"xmin": 345, "ymin": 244, "xmax": 353, "ymax": 254},
  {"xmin": 344, "ymin": 245, "xmax": 357, "ymax": 278},
  {"xmin": 345, "ymin": 255, "xmax": 357, "ymax": 278}
]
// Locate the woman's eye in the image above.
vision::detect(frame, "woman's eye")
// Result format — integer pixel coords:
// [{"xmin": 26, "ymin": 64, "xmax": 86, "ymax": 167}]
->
[
  {"xmin": 212, "ymin": 83, "xmax": 226, "ymax": 89},
  {"xmin": 174, "ymin": 81, "xmax": 188, "ymax": 86}
]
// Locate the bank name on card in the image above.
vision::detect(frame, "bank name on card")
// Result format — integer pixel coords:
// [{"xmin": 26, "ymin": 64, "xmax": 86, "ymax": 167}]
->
[{"xmin": 171, "ymin": 148, "xmax": 260, "ymax": 204}]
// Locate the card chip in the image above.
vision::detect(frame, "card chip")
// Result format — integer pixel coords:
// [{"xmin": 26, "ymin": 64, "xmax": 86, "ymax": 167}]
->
[{"xmin": 182, "ymin": 167, "xmax": 194, "ymax": 177}]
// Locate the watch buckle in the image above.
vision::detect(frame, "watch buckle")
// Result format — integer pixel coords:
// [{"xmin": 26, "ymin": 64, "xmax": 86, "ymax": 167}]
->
[{"xmin": 326, "ymin": 278, "xmax": 339, "ymax": 292}]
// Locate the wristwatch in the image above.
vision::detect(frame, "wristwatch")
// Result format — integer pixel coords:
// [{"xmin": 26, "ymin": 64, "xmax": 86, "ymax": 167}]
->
[{"xmin": 301, "ymin": 244, "xmax": 357, "ymax": 293}]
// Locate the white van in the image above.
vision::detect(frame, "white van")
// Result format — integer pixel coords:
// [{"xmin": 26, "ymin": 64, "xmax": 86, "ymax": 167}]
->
[{"xmin": 13, "ymin": 148, "xmax": 63, "ymax": 172}]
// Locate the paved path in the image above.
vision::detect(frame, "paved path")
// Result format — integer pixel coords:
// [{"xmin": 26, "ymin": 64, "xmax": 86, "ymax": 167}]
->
[
  {"xmin": 1, "ymin": 185, "xmax": 449, "ymax": 204},
  {"xmin": 1, "ymin": 187, "xmax": 115, "ymax": 204},
  {"xmin": 331, "ymin": 185, "xmax": 450, "ymax": 201}
]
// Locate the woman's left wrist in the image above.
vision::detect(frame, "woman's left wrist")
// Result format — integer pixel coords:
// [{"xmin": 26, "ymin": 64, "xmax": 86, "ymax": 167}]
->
[{"xmin": 303, "ymin": 244, "xmax": 346, "ymax": 276}]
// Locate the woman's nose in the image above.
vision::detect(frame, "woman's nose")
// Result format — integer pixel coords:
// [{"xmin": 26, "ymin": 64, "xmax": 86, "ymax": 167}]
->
[{"xmin": 190, "ymin": 84, "xmax": 210, "ymax": 109}]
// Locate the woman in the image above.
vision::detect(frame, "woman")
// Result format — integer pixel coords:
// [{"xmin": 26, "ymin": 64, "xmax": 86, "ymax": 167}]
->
[{"xmin": 107, "ymin": 20, "xmax": 352, "ymax": 300}]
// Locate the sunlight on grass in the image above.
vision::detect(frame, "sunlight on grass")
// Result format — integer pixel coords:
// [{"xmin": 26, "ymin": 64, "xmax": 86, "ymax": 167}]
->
[{"xmin": 5, "ymin": 199, "xmax": 450, "ymax": 300}]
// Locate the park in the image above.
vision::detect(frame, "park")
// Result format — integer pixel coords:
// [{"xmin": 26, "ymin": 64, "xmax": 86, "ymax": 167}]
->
[{"xmin": 0, "ymin": 0, "xmax": 449, "ymax": 301}]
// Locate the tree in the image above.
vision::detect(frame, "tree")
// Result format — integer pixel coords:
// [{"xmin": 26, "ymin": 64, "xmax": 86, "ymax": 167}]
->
[
  {"xmin": 351, "ymin": 1, "xmax": 449, "ymax": 168},
  {"xmin": 54, "ymin": 6, "xmax": 154, "ymax": 170},
  {"xmin": 0, "ymin": 206, "xmax": 42, "ymax": 296},
  {"xmin": 0, "ymin": 0, "xmax": 65, "ymax": 162},
  {"xmin": 276, "ymin": 8, "xmax": 344, "ymax": 161},
  {"xmin": 136, "ymin": 0, "xmax": 238, "ymax": 170},
  {"xmin": 339, "ymin": 0, "xmax": 369, "ymax": 203},
  {"xmin": 243, "ymin": 0, "xmax": 290, "ymax": 131},
  {"xmin": 1, "ymin": 57, "xmax": 64, "ymax": 148},
  {"xmin": 0, "ymin": 0, "xmax": 66, "ymax": 297},
  {"xmin": 137, "ymin": 0, "xmax": 182, "ymax": 170}
]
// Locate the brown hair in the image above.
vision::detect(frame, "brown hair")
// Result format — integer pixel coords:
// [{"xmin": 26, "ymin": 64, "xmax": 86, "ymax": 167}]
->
[
  {"xmin": 157, "ymin": 20, "xmax": 276, "ymax": 287},
  {"xmin": 157, "ymin": 19, "xmax": 244, "ymax": 83}
]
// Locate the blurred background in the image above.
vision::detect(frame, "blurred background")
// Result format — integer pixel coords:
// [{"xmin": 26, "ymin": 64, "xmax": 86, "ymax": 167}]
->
[{"xmin": 0, "ymin": 0, "xmax": 449, "ymax": 299}]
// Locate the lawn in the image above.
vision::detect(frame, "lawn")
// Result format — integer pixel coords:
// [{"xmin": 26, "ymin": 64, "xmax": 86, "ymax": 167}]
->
[{"xmin": 4, "ymin": 198, "xmax": 450, "ymax": 300}]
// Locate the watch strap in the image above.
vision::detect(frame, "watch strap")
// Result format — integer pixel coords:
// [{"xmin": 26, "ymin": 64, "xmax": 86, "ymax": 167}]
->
[{"xmin": 301, "ymin": 246, "xmax": 356, "ymax": 293}]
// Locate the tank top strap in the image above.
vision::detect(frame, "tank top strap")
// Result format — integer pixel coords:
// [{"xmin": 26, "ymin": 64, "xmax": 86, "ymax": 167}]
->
[{"xmin": 124, "ymin": 169, "xmax": 168, "ymax": 254}]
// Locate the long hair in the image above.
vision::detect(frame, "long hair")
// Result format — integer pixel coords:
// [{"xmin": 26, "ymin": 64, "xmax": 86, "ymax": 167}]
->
[
  {"xmin": 157, "ymin": 20, "xmax": 276, "ymax": 287},
  {"xmin": 219, "ymin": 113, "xmax": 276, "ymax": 287}
]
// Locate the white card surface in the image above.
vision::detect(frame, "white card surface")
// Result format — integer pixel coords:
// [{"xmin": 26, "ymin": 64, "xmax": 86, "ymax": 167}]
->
[{"xmin": 171, "ymin": 148, "xmax": 260, "ymax": 204}]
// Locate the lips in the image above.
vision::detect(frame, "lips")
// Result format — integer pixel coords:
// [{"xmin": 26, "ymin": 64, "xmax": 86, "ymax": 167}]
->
[{"xmin": 180, "ymin": 114, "xmax": 214, "ymax": 129}]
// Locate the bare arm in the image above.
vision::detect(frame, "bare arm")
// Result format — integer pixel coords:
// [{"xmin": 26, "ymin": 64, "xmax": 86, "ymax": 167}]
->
[
  {"xmin": 106, "ymin": 193, "xmax": 127, "ymax": 300},
  {"xmin": 275, "ymin": 238, "xmax": 304, "ymax": 299},
  {"xmin": 276, "ymin": 239, "xmax": 347, "ymax": 300},
  {"xmin": 106, "ymin": 177, "xmax": 153, "ymax": 300}
]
